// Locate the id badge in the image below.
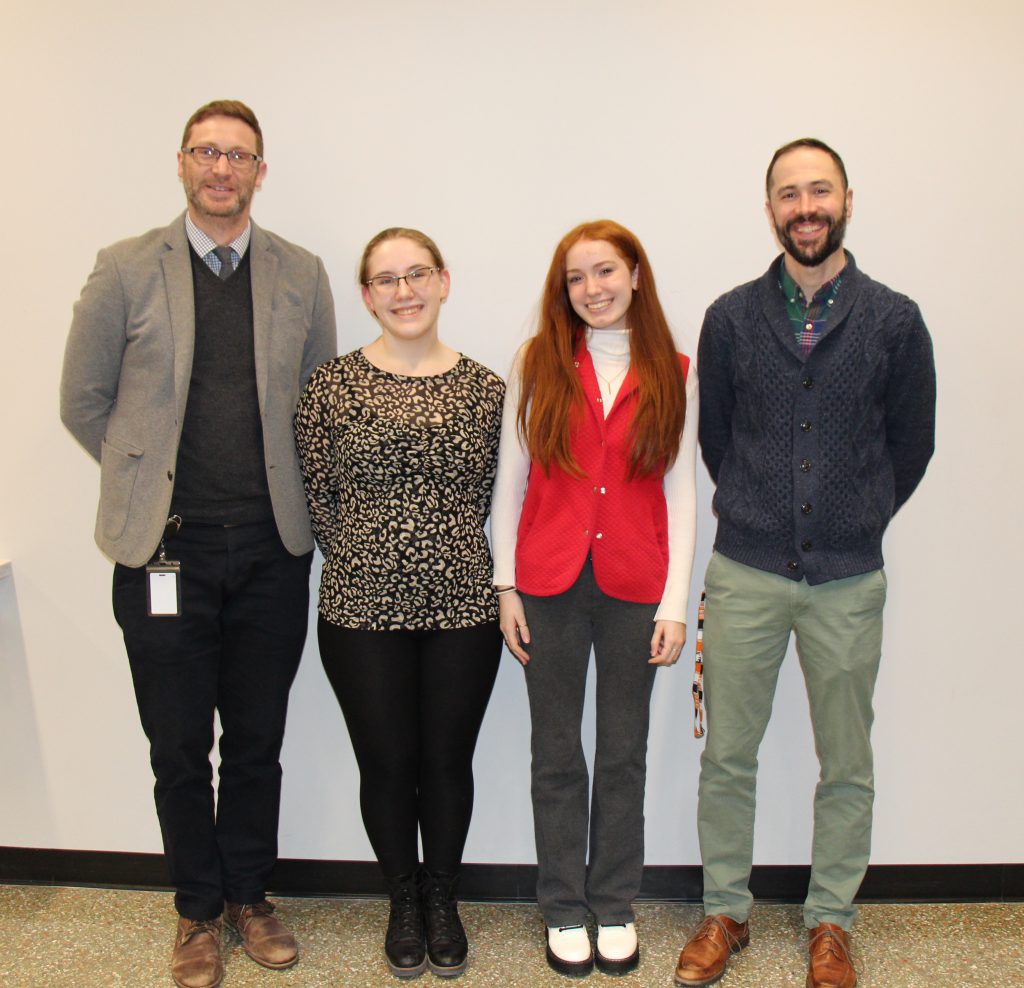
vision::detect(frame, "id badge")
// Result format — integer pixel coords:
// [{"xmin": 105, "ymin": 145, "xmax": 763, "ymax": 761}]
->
[{"xmin": 146, "ymin": 560, "xmax": 181, "ymax": 617}]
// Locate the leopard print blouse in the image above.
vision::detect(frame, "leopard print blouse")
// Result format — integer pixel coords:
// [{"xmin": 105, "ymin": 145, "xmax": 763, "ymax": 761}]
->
[{"xmin": 295, "ymin": 349, "xmax": 504, "ymax": 631}]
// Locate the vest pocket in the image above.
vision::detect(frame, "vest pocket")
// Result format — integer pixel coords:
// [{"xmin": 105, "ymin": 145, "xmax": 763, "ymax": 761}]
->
[{"xmin": 99, "ymin": 436, "xmax": 144, "ymax": 542}]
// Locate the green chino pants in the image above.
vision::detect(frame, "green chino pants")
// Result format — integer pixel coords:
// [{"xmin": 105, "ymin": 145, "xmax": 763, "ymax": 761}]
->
[{"xmin": 697, "ymin": 552, "xmax": 887, "ymax": 930}]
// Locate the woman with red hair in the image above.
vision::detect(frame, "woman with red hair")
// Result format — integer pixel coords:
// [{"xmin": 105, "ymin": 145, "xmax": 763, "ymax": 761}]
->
[{"xmin": 491, "ymin": 219, "xmax": 698, "ymax": 977}]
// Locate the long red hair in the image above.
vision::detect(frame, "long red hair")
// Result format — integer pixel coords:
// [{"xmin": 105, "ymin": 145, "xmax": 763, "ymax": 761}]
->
[{"xmin": 518, "ymin": 219, "xmax": 686, "ymax": 478}]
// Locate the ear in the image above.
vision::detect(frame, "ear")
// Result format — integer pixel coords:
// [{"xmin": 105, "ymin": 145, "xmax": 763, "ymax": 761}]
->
[
  {"xmin": 360, "ymin": 284, "xmax": 378, "ymax": 319},
  {"xmin": 844, "ymin": 186, "xmax": 853, "ymax": 220},
  {"xmin": 631, "ymin": 265, "xmax": 639, "ymax": 290},
  {"xmin": 254, "ymin": 160, "xmax": 267, "ymax": 192},
  {"xmin": 439, "ymin": 268, "xmax": 451, "ymax": 302},
  {"xmin": 764, "ymin": 199, "xmax": 779, "ymax": 239},
  {"xmin": 176, "ymin": 150, "xmax": 185, "ymax": 181}
]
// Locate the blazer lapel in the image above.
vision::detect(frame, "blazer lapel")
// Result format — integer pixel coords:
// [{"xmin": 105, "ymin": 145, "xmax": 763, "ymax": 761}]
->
[
  {"xmin": 249, "ymin": 222, "xmax": 277, "ymax": 413},
  {"xmin": 161, "ymin": 215, "xmax": 197, "ymax": 428}
]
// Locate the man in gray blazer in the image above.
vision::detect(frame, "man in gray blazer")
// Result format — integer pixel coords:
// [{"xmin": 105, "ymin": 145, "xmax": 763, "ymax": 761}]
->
[{"xmin": 61, "ymin": 99, "xmax": 336, "ymax": 988}]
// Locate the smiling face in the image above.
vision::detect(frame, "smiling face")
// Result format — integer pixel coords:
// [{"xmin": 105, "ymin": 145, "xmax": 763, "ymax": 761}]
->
[
  {"xmin": 177, "ymin": 114, "xmax": 265, "ymax": 228},
  {"xmin": 360, "ymin": 237, "xmax": 450, "ymax": 343},
  {"xmin": 766, "ymin": 146, "xmax": 852, "ymax": 269},
  {"xmin": 564, "ymin": 239, "xmax": 638, "ymax": 331}
]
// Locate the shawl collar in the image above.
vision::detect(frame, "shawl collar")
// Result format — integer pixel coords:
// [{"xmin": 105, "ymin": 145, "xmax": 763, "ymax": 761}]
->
[{"xmin": 757, "ymin": 250, "xmax": 864, "ymax": 362}]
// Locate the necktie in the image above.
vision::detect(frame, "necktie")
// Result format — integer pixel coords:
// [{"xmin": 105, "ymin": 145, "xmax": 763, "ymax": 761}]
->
[{"xmin": 213, "ymin": 245, "xmax": 234, "ymax": 280}]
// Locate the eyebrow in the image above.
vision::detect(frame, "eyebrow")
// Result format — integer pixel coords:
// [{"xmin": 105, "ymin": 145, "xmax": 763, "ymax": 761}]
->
[
  {"xmin": 566, "ymin": 259, "xmax": 618, "ymax": 273},
  {"xmin": 367, "ymin": 264, "xmax": 433, "ymax": 277},
  {"xmin": 776, "ymin": 179, "xmax": 836, "ymax": 194}
]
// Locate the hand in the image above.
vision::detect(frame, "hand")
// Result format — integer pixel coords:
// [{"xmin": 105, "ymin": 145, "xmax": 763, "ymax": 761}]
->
[
  {"xmin": 649, "ymin": 620, "xmax": 687, "ymax": 666},
  {"xmin": 498, "ymin": 591, "xmax": 531, "ymax": 665}
]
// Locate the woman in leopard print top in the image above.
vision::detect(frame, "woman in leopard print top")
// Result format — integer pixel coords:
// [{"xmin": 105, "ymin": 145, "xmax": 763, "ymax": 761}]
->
[{"xmin": 295, "ymin": 228, "xmax": 503, "ymax": 979}]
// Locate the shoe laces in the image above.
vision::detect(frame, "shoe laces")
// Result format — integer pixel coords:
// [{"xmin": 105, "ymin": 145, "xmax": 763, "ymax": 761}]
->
[
  {"xmin": 694, "ymin": 915, "xmax": 744, "ymax": 951},
  {"xmin": 810, "ymin": 926, "xmax": 852, "ymax": 962},
  {"xmin": 423, "ymin": 881, "xmax": 463, "ymax": 939},
  {"xmin": 388, "ymin": 884, "xmax": 422, "ymax": 940},
  {"xmin": 181, "ymin": 919, "xmax": 220, "ymax": 944}
]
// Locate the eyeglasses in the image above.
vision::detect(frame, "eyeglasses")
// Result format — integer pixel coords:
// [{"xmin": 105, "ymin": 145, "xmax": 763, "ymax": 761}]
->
[
  {"xmin": 364, "ymin": 267, "xmax": 440, "ymax": 293},
  {"xmin": 181, "ymin": 146, "xmax": 263, "ymax": 169}
]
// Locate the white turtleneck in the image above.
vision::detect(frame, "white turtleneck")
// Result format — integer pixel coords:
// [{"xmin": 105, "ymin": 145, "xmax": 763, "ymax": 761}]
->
[
  {"xmin": 490, "ymin": 329, "xmax": 699, "ymax": 623},
  {"xmin": 585, "ymin": 327, "xmax": 631, "ymax": 415}
]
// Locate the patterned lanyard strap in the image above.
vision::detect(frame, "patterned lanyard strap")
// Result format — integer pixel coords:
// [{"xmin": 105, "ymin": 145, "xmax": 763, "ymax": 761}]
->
[{"xmin": 691, "ymin": 590, "xmax": 706, "ymax": 738}]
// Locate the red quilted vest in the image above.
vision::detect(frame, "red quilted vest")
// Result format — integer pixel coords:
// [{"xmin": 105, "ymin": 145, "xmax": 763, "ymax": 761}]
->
[{"xmin": 515, "ymin": 347, "xmax": 689, "ymax": 602}]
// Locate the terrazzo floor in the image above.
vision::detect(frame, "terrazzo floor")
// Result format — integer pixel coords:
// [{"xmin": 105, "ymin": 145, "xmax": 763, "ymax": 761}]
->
[{"xmin": 0, "ymin": 886, "xmax": 1021, "ymax": 987}]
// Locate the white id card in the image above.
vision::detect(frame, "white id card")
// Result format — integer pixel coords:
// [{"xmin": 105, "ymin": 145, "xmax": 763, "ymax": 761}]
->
[{"xmin": 146, "ymin": 561, "xmax": 181, "ymax": 617}]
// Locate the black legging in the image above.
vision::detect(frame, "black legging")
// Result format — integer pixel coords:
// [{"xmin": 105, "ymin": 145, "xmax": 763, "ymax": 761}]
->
[{"xmin": 318, "ymin": 618, "xmax": 502, "ymax": 878}]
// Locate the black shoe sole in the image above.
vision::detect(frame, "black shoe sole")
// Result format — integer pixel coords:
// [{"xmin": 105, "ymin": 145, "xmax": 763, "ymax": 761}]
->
[
  {"xmin": 386, "ymin": 956, "xmax": 427, "ymax": 979},
  {"xmin": 427, "ymin": 956, "xmax": 468, "ymax": 978},
  {"xmin": 595, "ymin": 946, "xmax": 640, "ymax": 975},
  {"xmin": 545, "ymin": 945, "xmax": 595, "ymax": 978}
]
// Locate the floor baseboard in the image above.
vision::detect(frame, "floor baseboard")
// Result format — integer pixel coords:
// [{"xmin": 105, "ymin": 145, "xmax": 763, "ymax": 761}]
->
[{"xmin": 2, "ymin": 847, "xmax": 1020, "ymax": 903}]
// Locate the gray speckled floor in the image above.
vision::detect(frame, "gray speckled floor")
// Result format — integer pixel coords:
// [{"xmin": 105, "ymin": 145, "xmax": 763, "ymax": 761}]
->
[{"xmin": 0, "ymin": 886, "xmax": 1021, "ymax": 987}]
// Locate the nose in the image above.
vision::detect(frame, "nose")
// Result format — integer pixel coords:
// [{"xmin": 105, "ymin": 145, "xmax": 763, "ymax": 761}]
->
[
  {"xmin": 394, "ymin": 275, "xmax": 414, "ymax": 298},
  {"xmin": 585, "ymin": 276, "xmax": 601, "ymax": 296},
  {"xmin": 211, "ymin": 152, "xmax": 232, "ymax": 176}
]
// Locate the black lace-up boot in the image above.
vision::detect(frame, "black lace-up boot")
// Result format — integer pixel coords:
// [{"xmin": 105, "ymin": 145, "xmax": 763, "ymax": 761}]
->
[
  {"xmin": 385, "ymin": 872, "xmax": 427, "ymax": 978},
  {"xmin": 420, "ymin": 870, "xmax": 468, "ymax": 977}
]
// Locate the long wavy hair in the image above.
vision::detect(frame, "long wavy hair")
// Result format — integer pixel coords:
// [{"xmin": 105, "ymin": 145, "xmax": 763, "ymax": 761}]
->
[{"xmin": 518, "ymin": 219, "xmax": 686, "ymax": 478}]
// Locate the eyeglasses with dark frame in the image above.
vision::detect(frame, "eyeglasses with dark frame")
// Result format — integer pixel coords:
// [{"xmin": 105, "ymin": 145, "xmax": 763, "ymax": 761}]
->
[
  {"xmin": 364, "ymin": 267, "xmax": 440, "ymax": 293},
  {"xmin": 181, "ymin": 146, "xmax": 263, "ymax": 169}
]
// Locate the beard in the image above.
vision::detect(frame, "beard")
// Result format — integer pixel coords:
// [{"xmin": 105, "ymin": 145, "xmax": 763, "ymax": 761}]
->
[
  {"xmin": 776, "ymin": 210, "xmax": 847, "ymax": 268},
  {"xmin": 182, "ymin": 172, "xmax": 255, "ymax": 221}
]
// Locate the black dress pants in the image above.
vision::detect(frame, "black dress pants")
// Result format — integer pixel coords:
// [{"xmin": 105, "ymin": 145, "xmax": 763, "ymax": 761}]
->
[{"xmin": 113, "ymin": 521, "xmax": 311, "ymax": 919}]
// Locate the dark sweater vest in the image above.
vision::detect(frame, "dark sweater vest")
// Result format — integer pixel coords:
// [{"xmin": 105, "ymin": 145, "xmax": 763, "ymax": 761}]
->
[{"xmin": 170, "ymin": 249, "xmax": 273, "ymax": 525}]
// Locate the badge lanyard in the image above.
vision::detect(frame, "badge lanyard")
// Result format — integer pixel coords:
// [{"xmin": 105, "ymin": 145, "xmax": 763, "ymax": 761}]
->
[
  {"xmin": 691, "ymin": 590, "xmax": 706, "ymax": 738},
  {"xmin": 145, "ymin": 515, "xmax": 182, "ymax": 617}
]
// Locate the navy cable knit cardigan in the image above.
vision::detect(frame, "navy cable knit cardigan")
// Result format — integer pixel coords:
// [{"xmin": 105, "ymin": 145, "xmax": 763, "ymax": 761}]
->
[{"xmin": 698, "ymin": 252, "xmax": 936, "ymax": 585}]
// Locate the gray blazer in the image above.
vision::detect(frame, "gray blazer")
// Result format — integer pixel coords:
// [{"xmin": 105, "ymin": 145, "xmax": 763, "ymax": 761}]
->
[{"xmin": 60, "ymin": 213, "xmax": 338, "ymax": 567}]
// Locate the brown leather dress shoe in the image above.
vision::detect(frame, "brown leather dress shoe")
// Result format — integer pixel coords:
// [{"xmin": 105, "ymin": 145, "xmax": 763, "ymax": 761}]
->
[
  {"xmin": 172, "ymin": 917, "xmax": 223, "ymax": 988},
  {"xmin": 225, "ymin": 900, "xmax": 298, "ymax": 970},
  {"xmin": 674, "ymin": 914, "xmax": 749, "ymax": 986},
  {"xmin": 807, "ymin": 923, "xmax": 856, "ymax": 988}
]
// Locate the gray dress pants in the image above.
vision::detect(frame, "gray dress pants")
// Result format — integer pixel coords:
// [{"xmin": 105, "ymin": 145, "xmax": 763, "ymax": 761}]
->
[{"xmin": 520, "ymin": 558, "xmax": 658, "ymax": 926}]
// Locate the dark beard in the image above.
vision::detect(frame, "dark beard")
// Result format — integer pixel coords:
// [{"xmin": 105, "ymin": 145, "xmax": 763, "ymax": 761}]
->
[{"xmin": 777, "ymin": 211, "xmax": 846, "ymax": 268}]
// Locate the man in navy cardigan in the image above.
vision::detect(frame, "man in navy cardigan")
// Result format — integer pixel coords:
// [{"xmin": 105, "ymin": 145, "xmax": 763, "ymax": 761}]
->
[{"xmin": 674, "ymin": 139, "xmax": 935, "ymax": 988}]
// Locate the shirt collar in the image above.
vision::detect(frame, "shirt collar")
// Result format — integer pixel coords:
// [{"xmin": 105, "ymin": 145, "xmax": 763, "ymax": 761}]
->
[
  {"xmin": 184, "ymin": 213, "xmax": 252, "ymax": 260},
  {"xmin": 777, "ymin": 256, "xmax": 844, "ymax": 305}
]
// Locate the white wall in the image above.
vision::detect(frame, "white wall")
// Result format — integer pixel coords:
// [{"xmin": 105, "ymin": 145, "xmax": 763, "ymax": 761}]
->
[{"xmin": 1, "ymin": 0, "xmax": 1021, "ymax": 869}]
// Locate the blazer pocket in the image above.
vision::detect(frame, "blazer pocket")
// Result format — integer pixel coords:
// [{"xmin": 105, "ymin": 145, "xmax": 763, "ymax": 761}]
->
[{"xmin": 99, "ymin": 436, "xmax": 144, "ymax": 542}]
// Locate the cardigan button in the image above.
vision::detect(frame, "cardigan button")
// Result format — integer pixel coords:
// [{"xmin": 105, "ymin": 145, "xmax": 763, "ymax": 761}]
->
[
  {"xmin": 802, "ymin": 376, "xmax": 814, "ymax": 389},
  {"xmin": 801, "ymin": 539, "xmax": 813, "ymax": 551},
  {"xmin": 787, "ymin": 560, "xmax": 799, "ymax": 572},
  {"xmin": 595, "ymin": 532, "xmax": 604, "ymax": 539},
  {"xmin": 800, "ymin": 459, "xmax": 812, "ymax": 472},
  {"xmin": 800, "ymin": 420, "xmax": 812, "ymax": 432},
  {"xmin": 801, "ymin": 502, "xmax": 812, "ymax": 514}
]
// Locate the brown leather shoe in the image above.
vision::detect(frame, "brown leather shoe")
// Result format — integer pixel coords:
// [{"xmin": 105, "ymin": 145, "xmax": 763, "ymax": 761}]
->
[
  {"xmin": 171, "ymin": 917, "xmax": 223, "ymax": 988},
  {"xmin": 807, "ymin": 923, "xmax": 856, "ymax": 988},
  {"xmin": 674, "ymin": 914, "xmax": 749, "ymax": 986},
  {"xmin": 225, "ymin": 900, "xmax": 298, "ymax": 970}
]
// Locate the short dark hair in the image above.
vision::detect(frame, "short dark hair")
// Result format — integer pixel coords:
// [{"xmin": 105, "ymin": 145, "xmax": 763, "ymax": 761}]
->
[
  {"xmin": 181, "ymin": 99, "xmax": 263, "ymax": 158},
  {"xmin": 766, "ymin": 138, "xmax": 847, "ymax": 197}
]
